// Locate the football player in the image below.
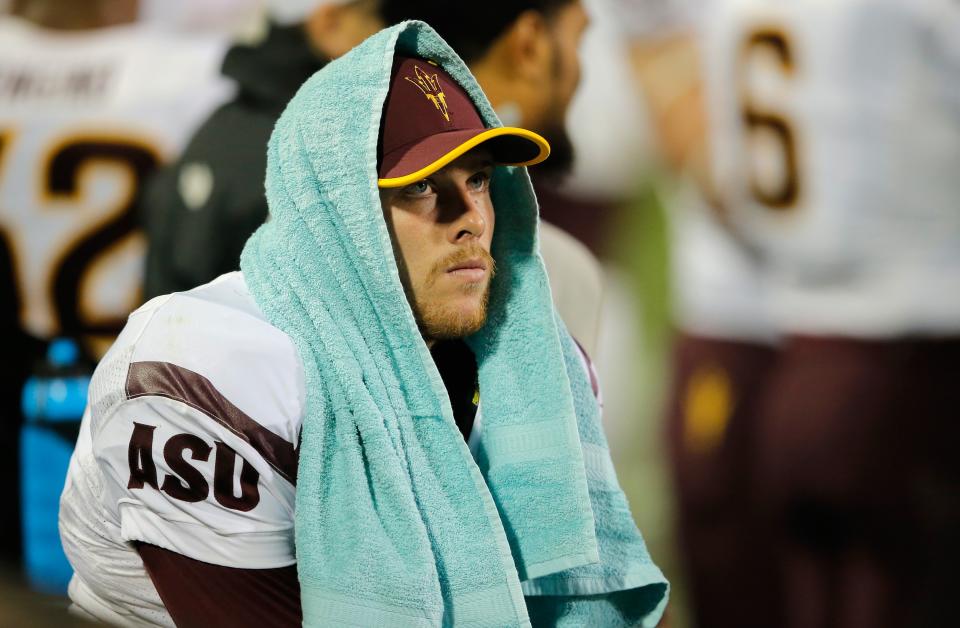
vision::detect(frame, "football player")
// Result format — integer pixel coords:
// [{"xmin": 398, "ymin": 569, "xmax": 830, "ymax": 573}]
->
[
  {"xmin": 0, "ymin": 0, "xmax": 231, "ymax": 565},
  {"xmin": 705, "ymin": 0, "xmax": 960, "ymax": 625},
  {"xmin": 610, "ymin": 0, "xmax": 784, "ymax": 625}
]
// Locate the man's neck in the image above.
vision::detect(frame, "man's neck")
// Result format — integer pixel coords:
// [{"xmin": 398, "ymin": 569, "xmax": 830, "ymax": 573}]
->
[{"xmin": 429, "ymin": 340, "xmax": 479, "ymax": 441}]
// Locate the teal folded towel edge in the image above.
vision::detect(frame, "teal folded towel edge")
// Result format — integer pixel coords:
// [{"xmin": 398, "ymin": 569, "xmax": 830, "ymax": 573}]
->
[
  {"xmin": 519, "ymin": 319, "xmax": 669, "ymax": 626},
  {"xmin": 240, "ymin": 20, "xmax": 667, "ymax": 627}
]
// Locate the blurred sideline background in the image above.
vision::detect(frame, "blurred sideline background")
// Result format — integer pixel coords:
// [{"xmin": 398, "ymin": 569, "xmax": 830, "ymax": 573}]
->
[{"xmin": 3, "ymin": 1, "xmax": 958, "ymax": 627}]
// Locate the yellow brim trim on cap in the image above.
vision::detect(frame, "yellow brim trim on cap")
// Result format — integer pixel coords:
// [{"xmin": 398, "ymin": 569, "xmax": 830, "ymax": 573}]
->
[{"xmin": 377, "ymin": 127, "xmax": 551, "ymax": 188}]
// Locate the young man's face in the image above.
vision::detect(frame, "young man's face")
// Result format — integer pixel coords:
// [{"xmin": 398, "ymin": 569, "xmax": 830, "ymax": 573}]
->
[{"xmin": 380, "ymin": 149, "xmax": 496, "ymax": 343}]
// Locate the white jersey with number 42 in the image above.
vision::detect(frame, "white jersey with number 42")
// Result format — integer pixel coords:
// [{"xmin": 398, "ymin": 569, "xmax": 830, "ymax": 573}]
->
[
  {"xmin": 0, "ymin": 17, "xmax": 232, "ymax": 349},
  {"xmin": 706, "ymin": 0, "xmax": 960, "ymax": 337}
]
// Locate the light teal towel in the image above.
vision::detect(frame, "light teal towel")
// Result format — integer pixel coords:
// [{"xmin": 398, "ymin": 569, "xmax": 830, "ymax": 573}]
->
[
  {"xmin": 519, "ymin": 316, "xmax": 669, "ymax": 626},
  {"xmin": 240, "ymin": 20, "xmax": 667, "ymax": 627}
]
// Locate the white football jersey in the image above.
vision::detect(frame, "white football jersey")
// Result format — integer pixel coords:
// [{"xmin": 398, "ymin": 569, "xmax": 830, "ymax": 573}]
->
[
  {"xmin": 0, "ymin": 17, "xmax": 232, "ymax": 350},
  {"xmin": 669, "ymin": 182, "xmax": 778, "ymax": 342},
  {"xmin": 539, "ymin": 221, "xmax": 605, "ymax": 357},
  {"xmin": 60, "ymin": 272, "xmax": 305, "ymax": 626},
  {"xmin": 606, "ymin": 0, "xmax": 777, "ymax": 342},
  {"xmin": 59, "ymin": 270, "xmax": 604, "ymax": 625},
  {"xmin": 706, "ymin": 0, "xmax": 960, "ymax": 336}
]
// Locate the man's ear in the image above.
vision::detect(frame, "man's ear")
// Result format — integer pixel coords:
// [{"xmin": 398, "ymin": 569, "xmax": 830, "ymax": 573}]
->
[
  {"xmin": 500, "ymin": 10, "xmax": 553, "ymax": 82},
  {"xmin": 470, "ymin": 10, "xmax": 555, "ymax": 129}
]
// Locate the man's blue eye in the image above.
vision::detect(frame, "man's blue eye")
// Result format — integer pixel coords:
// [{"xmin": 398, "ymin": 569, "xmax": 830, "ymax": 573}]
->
[
  {"xmin": 406, "ymin": 180, "xmax": 431, "ymax": 196},
  {"xmin": 469, "ymin": 172, "xmax": 490, "ymax": 190}
]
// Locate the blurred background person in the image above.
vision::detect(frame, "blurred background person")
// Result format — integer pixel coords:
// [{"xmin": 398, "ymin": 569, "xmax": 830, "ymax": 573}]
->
[
  {"xmin": 603, "ymin": 1, "xmax": 785, "ymax": 627},
  {"xmin": 704, "ymin": 0, "xmax": 960, "ymax": 626},
  {"xmin": 142, "ymin": 0, "xmax": 383, "ymax": 299},
  {"xmin": 544, "ymin": 3, "xmax": 685, "ymax": 623},
  {"xmin": 0, "ymin": 0, "xmax": 232, "ymax": 586}
]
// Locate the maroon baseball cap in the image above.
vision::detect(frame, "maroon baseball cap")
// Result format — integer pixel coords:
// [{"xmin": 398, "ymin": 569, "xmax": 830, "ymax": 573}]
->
[{"xmin": 377, "ymin": 56, "xmax": 550, "ymax": 188}]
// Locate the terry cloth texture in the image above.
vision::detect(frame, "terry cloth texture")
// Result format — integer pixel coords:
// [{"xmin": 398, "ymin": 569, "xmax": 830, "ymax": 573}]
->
[{"xmin": 239, "ymin": 20, "xmax": 667, "ymax": 627}]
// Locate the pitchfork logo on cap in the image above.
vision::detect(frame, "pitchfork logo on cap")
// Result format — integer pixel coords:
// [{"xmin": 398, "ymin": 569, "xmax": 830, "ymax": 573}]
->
[{"xmin": 405, "ymin": 64, "xmax": 450, "ymax": 122}]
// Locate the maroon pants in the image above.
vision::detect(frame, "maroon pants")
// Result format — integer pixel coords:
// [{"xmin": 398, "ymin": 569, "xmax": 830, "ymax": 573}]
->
[
  {"xmin": 665, "ymin": 333, "xmax": 782, "ymax": 628},
  {"xmin": 756, "ymin": 336, "xmax": 960, "ymax": 628}
]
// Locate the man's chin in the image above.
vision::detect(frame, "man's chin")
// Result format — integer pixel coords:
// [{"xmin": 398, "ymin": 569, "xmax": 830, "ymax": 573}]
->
[{"xmin": 417, "ymin": 296, "xmax": 489, "ymax": 341}]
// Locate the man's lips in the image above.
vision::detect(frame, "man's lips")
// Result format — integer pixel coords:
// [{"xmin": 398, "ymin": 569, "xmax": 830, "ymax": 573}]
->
[{"xmin": 446, "ymin": 258, "xmax": 488, "ymax": 281}]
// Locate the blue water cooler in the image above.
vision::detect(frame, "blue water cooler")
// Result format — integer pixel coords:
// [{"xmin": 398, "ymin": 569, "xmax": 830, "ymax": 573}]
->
[{"xmin": 20, "ymin": 338, "xmax": 90, "ymax": 594}]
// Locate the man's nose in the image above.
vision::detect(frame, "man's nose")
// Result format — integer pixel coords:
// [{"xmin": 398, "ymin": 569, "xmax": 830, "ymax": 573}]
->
[{"xmin": 447, "ymin": 186, "xmax": 486, "ymax": 243}]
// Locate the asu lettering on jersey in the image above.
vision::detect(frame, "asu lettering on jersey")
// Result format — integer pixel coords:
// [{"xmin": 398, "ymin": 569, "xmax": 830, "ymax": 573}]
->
[
  {"xmin": 128, "ymin": 421, "xmax": 259, "ymax": 508},
  {"xmin": 122, "ymin": 358, "xmax": 300, "ymax": 513}
]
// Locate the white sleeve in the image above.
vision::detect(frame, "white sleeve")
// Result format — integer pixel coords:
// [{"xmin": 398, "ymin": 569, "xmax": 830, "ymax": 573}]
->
[
  {"xmin": 92, "ymin": 378, "xmax": 298, "ymax": 569},
  {"xmin": 86, "ymin": 281, "xmax": 304, "ymax": 570}
]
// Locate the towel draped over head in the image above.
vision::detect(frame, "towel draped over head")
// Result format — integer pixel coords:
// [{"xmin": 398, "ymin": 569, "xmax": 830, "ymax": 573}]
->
[{"xmin": 240, "ymin": 20, "xmax": 668, "ymax": 627}]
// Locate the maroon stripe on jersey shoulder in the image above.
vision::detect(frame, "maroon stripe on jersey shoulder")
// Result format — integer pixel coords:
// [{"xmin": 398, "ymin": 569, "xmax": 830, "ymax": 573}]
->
[{"xmin": 125, "ymin": 361, "xmax": 297, "ymax": 484}]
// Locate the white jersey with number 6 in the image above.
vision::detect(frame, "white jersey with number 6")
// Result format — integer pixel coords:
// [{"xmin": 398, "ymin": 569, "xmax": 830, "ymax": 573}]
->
[
  {"xmin": 706, "ymin": 0, "xmax": 960, "ymax": 337},
  {"xmin": 0, "ymin": 17, "xmax": 232, "ymax": 350}
]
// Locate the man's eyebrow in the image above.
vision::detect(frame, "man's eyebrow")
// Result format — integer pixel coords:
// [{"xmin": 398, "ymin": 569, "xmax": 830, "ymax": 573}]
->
[
  {"xmin": 439, "ymin": 155, "xmax": 494, "ymax": 174},
  {"xmin": 465, "ymin": 157, "xmax": 494, "ymax": 171}
]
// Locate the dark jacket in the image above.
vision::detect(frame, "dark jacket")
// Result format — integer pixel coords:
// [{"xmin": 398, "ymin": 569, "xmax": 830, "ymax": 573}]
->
[{"xmin": 143, "ymin": 23, "xmax": 326, "ymax": 298}]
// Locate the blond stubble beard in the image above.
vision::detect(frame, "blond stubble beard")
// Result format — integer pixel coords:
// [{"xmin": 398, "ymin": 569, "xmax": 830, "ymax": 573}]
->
[{"xmin": 412, "ymin": 246, "xmax": 496, "ymax": 341}]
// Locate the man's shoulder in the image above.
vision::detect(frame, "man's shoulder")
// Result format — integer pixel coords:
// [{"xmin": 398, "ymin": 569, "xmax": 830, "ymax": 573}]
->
[
  {"xmin": 95, "ymin": 272, "xmax": 306, "ymax": 440},
  {"xmin": 131, "ymin": 271, "xmax": 290, "ymax": 351},
  {"xmin": 81, "ymin": 273, "xmax": 301, "ymax": 570},
  {"xmin": 134, "ymin": 271, "xmax": 302, "ymax": 384}
]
